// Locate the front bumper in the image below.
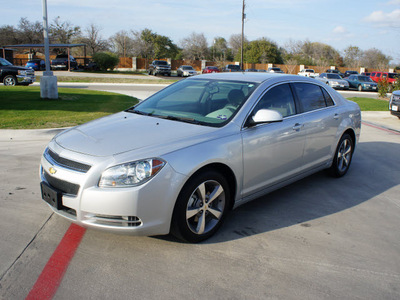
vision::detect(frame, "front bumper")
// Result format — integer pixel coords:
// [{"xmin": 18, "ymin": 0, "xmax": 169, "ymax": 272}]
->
[
  {"xmin": 17, "ymin": 75, "xmax": 35, "ymax": 84},
  {"xmin": 330, "ymin": 82, "xmax": 349, "ymax": 90},
  {"xmin": 39, "ymin": 146, "xmax": 186, "ymax": 236},
  {"xmin": 389, "ymin": 96, "xmax": 400, "ymax": 117}
]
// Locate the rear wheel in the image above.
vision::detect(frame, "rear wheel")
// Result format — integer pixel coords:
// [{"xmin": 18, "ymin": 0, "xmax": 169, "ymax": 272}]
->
[
  {"xmin": 171, "ymin": 170, "xmax": 230, "ymax": 243},
  {"xmin": 3, "ymin": 75, "xmax": 17, "ymax": 86},
  {"xmin": 329, "ymin": 133, "xmax": 354, "ymax": 177}
]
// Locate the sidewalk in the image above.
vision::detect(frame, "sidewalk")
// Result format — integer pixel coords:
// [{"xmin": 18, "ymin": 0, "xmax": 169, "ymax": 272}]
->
[{"xmin": 361, "ymin": 111, "xmax": 400, "ymax": 132}]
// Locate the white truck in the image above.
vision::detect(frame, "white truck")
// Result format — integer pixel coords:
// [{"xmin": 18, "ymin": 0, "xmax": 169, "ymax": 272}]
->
[{"xmin": 298, "ymin": 69, "xmax": 319, "ymax": 78}]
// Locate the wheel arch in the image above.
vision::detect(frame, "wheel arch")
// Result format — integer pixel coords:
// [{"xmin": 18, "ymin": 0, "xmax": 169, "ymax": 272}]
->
[{"xmin": 181, "ymin": 163, "xmax": 237, "ymax": 210}]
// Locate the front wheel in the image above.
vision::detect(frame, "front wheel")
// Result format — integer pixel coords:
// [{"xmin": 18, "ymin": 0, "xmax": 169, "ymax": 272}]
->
[
  {"xmin": 171, "ymin": 170, "xmax": 230, "ymax": 243},
  {"xmin": 3, "ymin": 75, "xmax": 17, "ymax": 86},
  {"xmin": 328, "ymin": 133, "xmax": 354, "ymax": 177}
]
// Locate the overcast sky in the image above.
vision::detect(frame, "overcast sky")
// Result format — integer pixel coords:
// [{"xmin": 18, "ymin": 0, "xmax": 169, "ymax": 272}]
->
[{"xmin": 2, "ymin": 0, "xmax": 400, "ymax": 63}]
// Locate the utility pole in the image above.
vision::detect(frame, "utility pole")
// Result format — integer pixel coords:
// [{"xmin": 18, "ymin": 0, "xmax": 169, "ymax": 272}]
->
[
  {"xmin": 241, "ymin": 0, "xmax": 245, "ymax": 70},
  {"xmin": 41, "ymin": 0, "xmax": 58, "ymax": 99}
]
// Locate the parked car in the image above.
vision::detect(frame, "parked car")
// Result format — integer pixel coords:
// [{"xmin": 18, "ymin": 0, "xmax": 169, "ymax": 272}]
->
[
  {"xmin": 361, "ymin": 72, "xmax": 371, "ymax": 76},
  {"xmin": 202, "ymin": 66, "xmax": 220, "ymax": 74},
  {"xmin": 223, "ymin": 64, "xmax": 242, "ymax": 72},
  {"xmin": 245, "ymin": 68, "xmax": 258, "ymax": 72},
  {"xmin": 177, "ymin": 65, "xmax": 197, "ymax": 77},
  {"xmin": 316, "ymin": 73, "xmax": 349, "ymax": 90},
  {"xmin": 148, "ymin": 60, "xmax": 171, "ymax": 76},
  {"xmin": 370, "ymin": 72, "xmax": 399, "ymax": 85},
  {"xmin": 343, "ymin": 70, "xmax": 358, "ymax": 78},
  {"xmin": 389, "ymin": 90, "xmax": 400, "ymax": 119},
  {"xmin": 25, "ymin": 59, "xmax": 45, "ymax": 71},
  {"xmin": 345, "ymin": 75, "xmax": 378, "ymax": 92},
  {"xmin": 326, "ymin": 69, "xmax": 344, "ymax": 78},
  {"xmin": 267, "ymin": 67, "xmax": 284, "ymax": 73},
  {"xmin": 39, "ymin": 73, "xmax": 361, "ymax": 243},
  {"xmin": 0, "ymin": 57, "xmax": 35, "ymax": 86},
  {"xmin": 298, "ymin": 69, "xmax": 319, "ymax": 78},
  {"xmin": 51, "ymin": 54, "xmax": 78, "ymax": 70}
]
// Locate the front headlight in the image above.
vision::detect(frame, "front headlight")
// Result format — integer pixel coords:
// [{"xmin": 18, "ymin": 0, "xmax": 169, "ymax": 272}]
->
[
  {"xmin": 18, "ymin": 70, "xmax": 27, "ymax": 76},
  {"xmin": 332, "ymin": 81, "xmax": 339, "ymax": 85},
  {"xmin": 99, "ymin": 158, "xmax": 166, "ymax": 187}
]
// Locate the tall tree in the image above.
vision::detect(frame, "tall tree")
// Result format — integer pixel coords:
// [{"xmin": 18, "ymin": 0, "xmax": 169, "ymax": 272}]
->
[
  {"xmin": 181, "ymin": 32, "xmax": 209, "ymax": 60},
  {"xmin": 78, "ymin": 23, "xmax": 110, "ymax": 55},
  {"xmin": 240, "ymin": 38, "xmax": 283, "ymax": 64},
  {"xmin": 49, "ymin": 17, "xmax": 81, "ymax": 44},
  {"xmin": 360, "ymin": 48, "xmax": 392, "ymax": 69},
  {"xmin": 343, "ymin": 45, "xmax": 363, "ymax": 68},
  {"xmin": 110, "ymin": 30, "xmax": 135, "ymax": 57}
]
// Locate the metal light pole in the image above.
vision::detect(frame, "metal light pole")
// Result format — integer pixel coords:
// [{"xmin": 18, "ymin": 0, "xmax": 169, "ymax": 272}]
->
[
  {"xmin": 241, "ymin": 0, "xmax": 245, "ymax": 70},
  {"xmin": 41, "ymin": 0, "xmax": 58, "ymax": 99}
]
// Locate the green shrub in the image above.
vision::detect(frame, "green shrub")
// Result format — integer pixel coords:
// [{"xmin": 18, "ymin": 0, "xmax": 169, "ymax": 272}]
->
[
  {"xmin": 377, "ymin": 79, "xmax": 389, "ymax": 98},
  {"xmin": 392, "ymin": 78, "xmax": 400, "ymax": 92},
  {"xmin": 92, "ymin": 52, "xmax": 120, "ymax": 71}
]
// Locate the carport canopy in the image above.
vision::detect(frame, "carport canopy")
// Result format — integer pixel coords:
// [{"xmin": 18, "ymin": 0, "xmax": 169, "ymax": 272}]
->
[{"xmin": 1, "ymin": 43, "xmax": 87, "ymax": 71}]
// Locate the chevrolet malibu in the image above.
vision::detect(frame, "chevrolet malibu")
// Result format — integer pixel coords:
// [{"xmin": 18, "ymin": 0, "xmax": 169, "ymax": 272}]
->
[{"xmin": 40, "ymin": 73, "xmax": 361, "ymax": 242}]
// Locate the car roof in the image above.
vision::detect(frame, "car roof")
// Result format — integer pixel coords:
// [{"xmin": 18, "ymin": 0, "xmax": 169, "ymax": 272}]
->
[{"xmin": 190, "ymin": 72, "xmax": 312, "ymax": 84}]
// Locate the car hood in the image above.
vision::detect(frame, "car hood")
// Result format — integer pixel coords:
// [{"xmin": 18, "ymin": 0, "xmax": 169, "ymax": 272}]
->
[
  {"xmin": 2, "ymin": 65, "xmax": 31, "ymax": 71},
  {"xmin": 55, "ymin": 112, "xmax": 218, "ymax": 157}
]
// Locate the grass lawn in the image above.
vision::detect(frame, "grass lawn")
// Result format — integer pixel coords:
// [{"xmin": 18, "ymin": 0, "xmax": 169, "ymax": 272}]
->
[
  {"xmin": 0, "ymin": 86, "xmax": 138, "ymax": 129},
  {"xmin": 0, "ymin": 86, "xmax": 389, "ymax": 129},
  {"xmin": 347, "ymin": 97, "xmax": 389, "ymax": 111},
  {"xmin": 35, "ymin": 75, "xmax": 178, "ymax": 85}
]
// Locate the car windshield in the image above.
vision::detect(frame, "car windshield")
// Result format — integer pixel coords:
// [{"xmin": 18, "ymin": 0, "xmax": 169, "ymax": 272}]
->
[
  {"xmin": 182, "ymin": 66, "xmax": 194, "ymax": 70},
  {"xmin": 357, "ymin": 76, "xmax": 373, "ymax": 82},
  {"xmin": 0, "ymin": 58, "xmax": 13, "ymax": 66},
  {"xmin": 129, "ymin": 78, "xmax": 259, "ymax": 127},
  {"xmin": 155, "ymin": 61, "xmax": 168, "ymax": 65},
  {"xmin": 388, "ymin": 73, "xmax": 399, "ymax": 79},
  {"xmin": 327, "ymin": 74, "xmax": 341, "ymax": 79},
  {"xmin": 305, "ymin": 69, "xmax": 314, "ymax": 73}
]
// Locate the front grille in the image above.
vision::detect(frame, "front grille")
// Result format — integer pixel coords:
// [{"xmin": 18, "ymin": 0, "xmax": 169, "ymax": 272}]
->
[
  {"xmin": 44, "ymin": 171, "xmax": 80, "ymax": 196},
  {"xmin": 85, "ymin": 214, "xmax": 142, "ymax": 227},
  {"xmin": 45, "ymin": 148, "xmax": 91, "ymax": 173}
]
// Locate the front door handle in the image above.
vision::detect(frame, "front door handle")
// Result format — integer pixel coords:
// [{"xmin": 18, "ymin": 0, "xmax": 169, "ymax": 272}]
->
[
  {"xmin": 292, "ymin": 123, "xmax": 303, "ymax": 131},
  {"xmin": 334, "ymin": 113, "xmax": 339, "ymax": 120}
]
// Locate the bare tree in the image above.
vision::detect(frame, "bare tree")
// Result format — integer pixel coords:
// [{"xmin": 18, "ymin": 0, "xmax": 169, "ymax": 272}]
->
[
  {"xmin": 110, "ymin": 30, "xmax": 135, "ymax": 57},
  {"xmin": 229, "ymin": 33, "xmax": 248, "ymax": 59},
  {"xmin": 78, "ymin": 23, "xmax": 110, "ymax": 55},
  {"xmin": 181, "ymin": 32, "xmax": 209, "ymax": 60},
  {"xmin": 49, "ymin": 16, "xmax": 81, "ymax": 44},
  {"xmin": 361, "ymin": 48, "xmax": 392, "ymax": 69},
  {"xmin": 343, "ymin": 45, "xmax": 363, "ymax": 68}
]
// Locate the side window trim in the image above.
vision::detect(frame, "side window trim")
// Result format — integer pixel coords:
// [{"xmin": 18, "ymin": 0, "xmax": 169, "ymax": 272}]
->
[{"xmin": 241, "ymin": 82, "xmax": 299, "ymax": 129}]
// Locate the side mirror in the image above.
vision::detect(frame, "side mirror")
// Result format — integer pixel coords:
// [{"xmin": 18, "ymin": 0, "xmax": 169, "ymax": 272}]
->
[{"xmin": 247, "ymin": 109, "xmax": 283, "ymax": 127}]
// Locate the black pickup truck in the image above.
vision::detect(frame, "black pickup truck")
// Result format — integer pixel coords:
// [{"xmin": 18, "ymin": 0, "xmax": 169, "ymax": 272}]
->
[{"xmin": 0, "ymin": 57, "xmax": 36, "ymax": 86}]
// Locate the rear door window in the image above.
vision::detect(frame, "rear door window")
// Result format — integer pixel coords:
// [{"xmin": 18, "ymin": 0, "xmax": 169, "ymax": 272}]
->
[{"xmin": 293, "ymin": 83, "xmax": 327, "ymax": 113}]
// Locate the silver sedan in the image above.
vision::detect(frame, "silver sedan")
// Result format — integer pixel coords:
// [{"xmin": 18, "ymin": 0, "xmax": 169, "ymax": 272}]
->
[
  {"xmin": 316, "ymin": 73, "xmax": 350, "ymax": 90},
  {"xmin": 40, "ymin": 73, "xmax": 361, "ymax": 242}
]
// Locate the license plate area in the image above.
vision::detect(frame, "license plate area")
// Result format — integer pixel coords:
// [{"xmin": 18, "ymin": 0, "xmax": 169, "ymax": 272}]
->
[
  {"xmin": 41, "ymin": 181, "xmax": 63, "ymax": 210},
  {"xmin": 392, "ymin": 105, "xmax": 398, "ymax": 112}
]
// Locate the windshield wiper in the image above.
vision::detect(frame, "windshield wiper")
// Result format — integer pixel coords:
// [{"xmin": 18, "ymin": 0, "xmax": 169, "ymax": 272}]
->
[
  {"xmin": 126, "ymin": 108, "xmax": 152, "ymax": 116},
  {"xmin": 157, "ymin": 115, "xmax": 203, "ymax": 125}
]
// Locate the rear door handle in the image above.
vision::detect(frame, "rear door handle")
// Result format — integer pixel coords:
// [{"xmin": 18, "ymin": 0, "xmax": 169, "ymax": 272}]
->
[{"xmin": 292, "ymin": 123, "xmax": 303, "ymax": 131}]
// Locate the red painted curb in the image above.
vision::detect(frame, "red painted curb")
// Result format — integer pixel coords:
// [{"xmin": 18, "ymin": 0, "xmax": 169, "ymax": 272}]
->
[{"xmin": 26, "ymin": 224, "xmax": 86, "ymax": 300}]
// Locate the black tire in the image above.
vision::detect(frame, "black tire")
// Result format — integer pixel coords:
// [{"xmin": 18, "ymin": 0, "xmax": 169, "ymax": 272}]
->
[
  {"xmin": 358, "ymin": 85, "xmax": 362, "ymax": 92},
  {"xmin": 328, "ymin": 133, "xmax": 354, "ymax": 178},
  {"xmin": 171, "ymin": 170, "xmax": 230, "ymax": 243},
  {"xmin": 3, "ymin": 75, "xmax": 17, "ymax": 86}
]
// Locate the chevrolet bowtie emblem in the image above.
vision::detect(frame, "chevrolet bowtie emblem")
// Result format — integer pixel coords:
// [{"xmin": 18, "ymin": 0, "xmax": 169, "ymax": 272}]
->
[{"xmin": 49, "ymin": 167, "xmax": 57, "ymax": 175}]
